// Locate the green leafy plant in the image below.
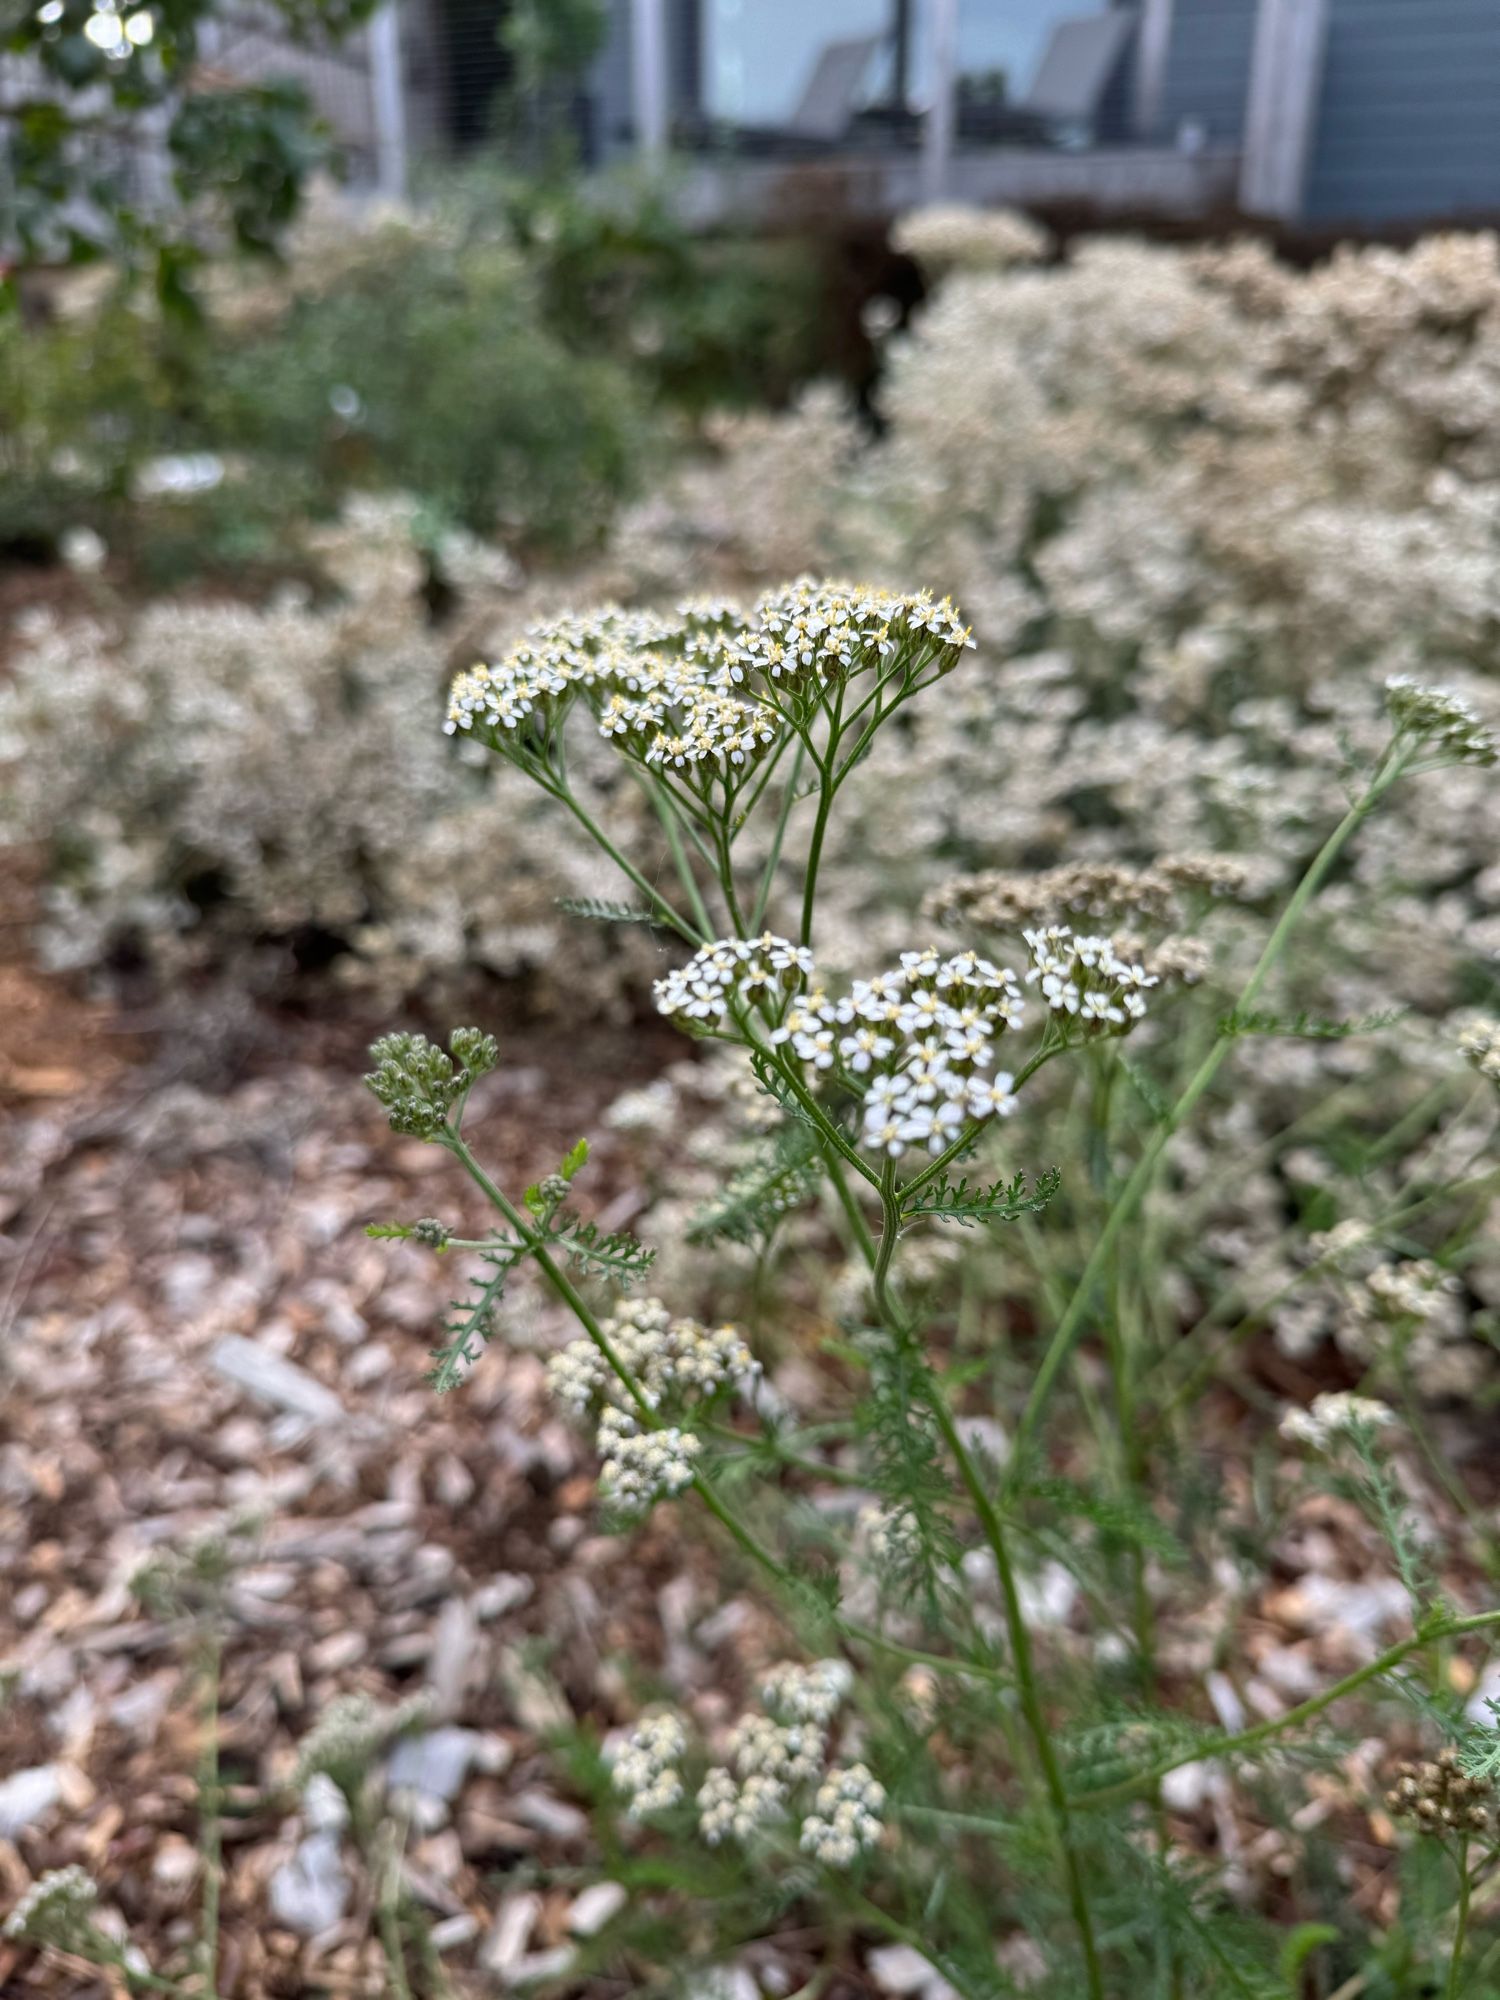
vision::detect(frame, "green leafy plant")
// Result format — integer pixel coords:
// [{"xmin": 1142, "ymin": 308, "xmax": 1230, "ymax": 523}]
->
[
  {"xmin": 359, "ymin": 580, "xmax": 1500, "ymax": 1995},
  {"xmin": 1, "ymin": 0, "xmax": 376, "ymax": 292}
]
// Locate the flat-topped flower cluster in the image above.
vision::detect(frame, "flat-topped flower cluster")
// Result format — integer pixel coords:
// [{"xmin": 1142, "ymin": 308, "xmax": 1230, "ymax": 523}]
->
[
  {"xmin": 443, "ymin": 580, "xmax": 974, "ymax": 786},
  {"xmin": 1384, "ymin": 676, "xmax": 1497, "ymax": 767},
  {"xmin": 1024, "ymin": 926, "xmax": 1158, "ymax": 1028},
  {"xmin": 1459, "ymin": 1016, "xmax": 1500, "ymax": 1086},
  {"xmin": 654, "ymin": 928, "xmax": 1155, "ymax": 1159},
  {"xmin": 610, "ymin": 1660, "xmax": 886, "ymax": 1867},
  {"xmin": 546, "ymin": 1296, "xmax": 756, "ymax": 1517}
]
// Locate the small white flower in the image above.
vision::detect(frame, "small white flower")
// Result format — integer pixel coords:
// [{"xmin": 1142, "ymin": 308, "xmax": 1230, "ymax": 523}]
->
[
  {"xmin": 799, "ymin": 1762, "xmax": 886, "ymax": 1866},
  {"xmin": 1279, "ymin": 1392, "xmax": 1397, "ymax": 1449},
  {"xmin": 611, "ymin": 1711, "xmax": 688, "ymax": 1818}
]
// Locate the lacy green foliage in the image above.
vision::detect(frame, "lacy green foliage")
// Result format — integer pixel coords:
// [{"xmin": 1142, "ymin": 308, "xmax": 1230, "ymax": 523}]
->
[
  {"xmin": 901, "ymin": 1165, "xmax": 1061, "ymax": 1227},
  {"xmin": 1019, "ymin": 1474, "xmax": 1190, "ymax": 1569},
  {"xmin": 687, "ymin": 1122, "xmax": 823, "ymax": 1248},
  {"xmin": 1219, "ymin": 1006, "xmax": 1408, "ymax": 1040},
  {"xmin": 427, "ymin": 1242, "xmax": 527, "ymax": 1394},
  {"xmin": 548, "ymin": 1218, "xmax": 656, "ymax": 1286}
]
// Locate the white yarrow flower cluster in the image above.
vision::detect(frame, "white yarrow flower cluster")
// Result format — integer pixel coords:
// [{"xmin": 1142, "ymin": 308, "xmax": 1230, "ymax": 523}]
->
[
  {"xmin": 611, "ymin": 1711, "xmax": 688, "ymax": 1818},
  {"xmin": 1458, "ymin": 1016, "xmax": 1500, "ymax": 1085},
  {"xmin": 697, "ymin": 1766, "xmax": 787, "ymax": 1845},
  {"xmin": 3, "ymin": 1865, "xmax": 102, "ymax": 1947},
  {"xmin": 727, "ymin": 1710, "xmax": 827, "ymax": 1785},
  {"xmin": 1280, "ymin": 1392, "xmax": 1397, "ymax": 1449},
  {"xmin": 1365, "ymin": 1258, "xmax": 1462, "ymax": 1323},
  {"xmin": 801, "ymin": 948, "xmax": 1028, "ymax": 1158},
  {"xmin": 546, "ymin": 1297, "xmax": 755, "ymax": 1518},
  {"xmin": 446, "ymin": 581, "xmax": 973, "ymax": 791},
  {"xmin": 653, "ymin": 932, "xmax": 814, "ymax": 1026},
  {"xmin": 694, "ymin": 1657, "xmax": 868, "ymax": 1851},
  {"xmin": 546, "ymin": 1296, "xmax": 755, "ymax": 1414},
  {"xmin": 892, "ymin": 203, "xmax": 1051, "ymax": 276},
  {"xmin": 1023, "ymin": 926, "xmax": 1158, "ymax": 1030},
  {"xmin": 1384, "ymin": 676, "xmax": 1497, "ymax": 765},
  {"xmin": 799, "ymin": 1763, "xmax": 887, "ymax": 1866},
  {"xmin": 596, "ymin": 1407, "xmax": 701, "ymax": 1514},
  {"xmin": 761, "ymin": 1657, "xmax": 854, "ymax": 1725}
]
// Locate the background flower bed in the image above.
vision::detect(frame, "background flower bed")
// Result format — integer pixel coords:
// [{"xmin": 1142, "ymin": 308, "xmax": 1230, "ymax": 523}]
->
[{"xmin": 4, "ymin": 191, "xmax": 1500, "ymax": 1998}]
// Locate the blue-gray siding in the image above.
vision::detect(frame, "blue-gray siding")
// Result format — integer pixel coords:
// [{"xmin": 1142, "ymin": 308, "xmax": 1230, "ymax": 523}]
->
[
  {"xmin": 1304, "ymin": 0, "xmax": 1500, "ymax": 220},
  {"xmin": 1156, "ymin": 0, "xmax": 1259, "ymax": 143}
]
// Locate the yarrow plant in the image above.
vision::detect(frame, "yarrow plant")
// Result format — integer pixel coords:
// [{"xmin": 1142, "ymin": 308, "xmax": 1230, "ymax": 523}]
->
[{"xmin": 361, "ymin": 581, "xmax": 1500, "ymax": 2000}]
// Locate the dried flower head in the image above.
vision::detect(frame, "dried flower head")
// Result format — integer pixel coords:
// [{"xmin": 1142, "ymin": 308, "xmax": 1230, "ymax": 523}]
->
[{"xmin": 1386, "ymin": 1746, "xmax": 1492, "ymax": 1836}]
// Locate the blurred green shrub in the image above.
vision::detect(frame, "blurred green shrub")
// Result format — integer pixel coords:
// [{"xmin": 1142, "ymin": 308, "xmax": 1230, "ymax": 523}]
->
[
  {"xmin": 0, "ymin": 202, "xmax": 652, "ymax": 575},
  {"xmin": 0, "ymin": 169, "xmax": 835, "ymax": 583},
  {"xmin": 500, "ymin": 170, "xmax": 829, "ymax": 414},
  {"xmin": 209, "ymin": 220, "xmax": 647, "ymax": 549}
]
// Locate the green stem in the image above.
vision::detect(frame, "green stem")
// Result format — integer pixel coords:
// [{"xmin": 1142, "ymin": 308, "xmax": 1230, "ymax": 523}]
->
[
  {"xmin": 442, "ymin": 1130, "xmax": 1006, "ymax": 1689},
  {"xmin": 749, "ymin": 741, "xmax": 806, "ymax": 933},
  {"xmin": 1014, "ymin": 760, "xmax": 1404, "ymax": 1466},
  {"xmin": 641, "ymin": 775, "xmax": 715, "ymax": 936},
  {"xmin": 549, "ymin": 782, "xmax": 705, "ymax": 946},
  {"xmin": 1072, "ymin": 1608, "xmax": 1500, "ymax": 1810},
  {"xmin": 799, "ymin": 759, "xmax": 836, "ymax": 949},
  {"xmin": 870, "ymin": 1179, "xmax": 1104, "ymax": 2000},
  {"xmin": 1447, "ymin": 1839, "xmax": 1472, "ymax": 2000},
  {"xmin": 196, "ymin": 1629, "xmax": 222, "ymax": 2000},
  {"xmin": 375, "ymin": 1817, "xmax": 414, "ymax": 2000}
]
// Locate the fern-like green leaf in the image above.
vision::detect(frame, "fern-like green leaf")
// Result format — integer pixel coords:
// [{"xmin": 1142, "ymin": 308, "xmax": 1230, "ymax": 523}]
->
[
  {"xmin": 555, "ymin": 896, "xmax": 661, "ymax": 926},
  {"xmin": 1219, "ymin": 1005, "xmax": 1405, "ymax": 1040},
  {"xmin": 903, "ymin": 1165, "xmax": 1061, "ymax": 1227},
  {"xmin": 548, "ymin": 1217, "xmax": 656, "ymax": 1286},
  {"xmin": 687, "ymin": 1123, "xmax": 822, "ymax": 1247},
  {"xmin": 428, "ymin": 1242, "xmax": 525, "ymax": 1393}
]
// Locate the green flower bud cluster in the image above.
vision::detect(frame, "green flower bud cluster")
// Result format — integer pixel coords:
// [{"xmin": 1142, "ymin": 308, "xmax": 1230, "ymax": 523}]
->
[{"xmin": 365, "ymin": 1028, "xmax": 499, "ymax": 1138}]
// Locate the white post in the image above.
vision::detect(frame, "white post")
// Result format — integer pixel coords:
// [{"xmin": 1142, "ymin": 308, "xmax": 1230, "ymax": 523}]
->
[
  {"xmin": 1133, "ymin": 0, "xmax": 1174, "ymax": 139},
  {"xmin": 1240, "ymin": 0, "xmax": 1328, "ymax": 219},
  {"xmin": 369, "ymin": 0, "xmax": 408, "ymax": 201},
  {"xmin": 921, "ymin": 0, "xmax": 958, "ymax": 204},
  {"xmin": 631, "ymin": 0, "xmax": 670, "ymax": 158}
]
